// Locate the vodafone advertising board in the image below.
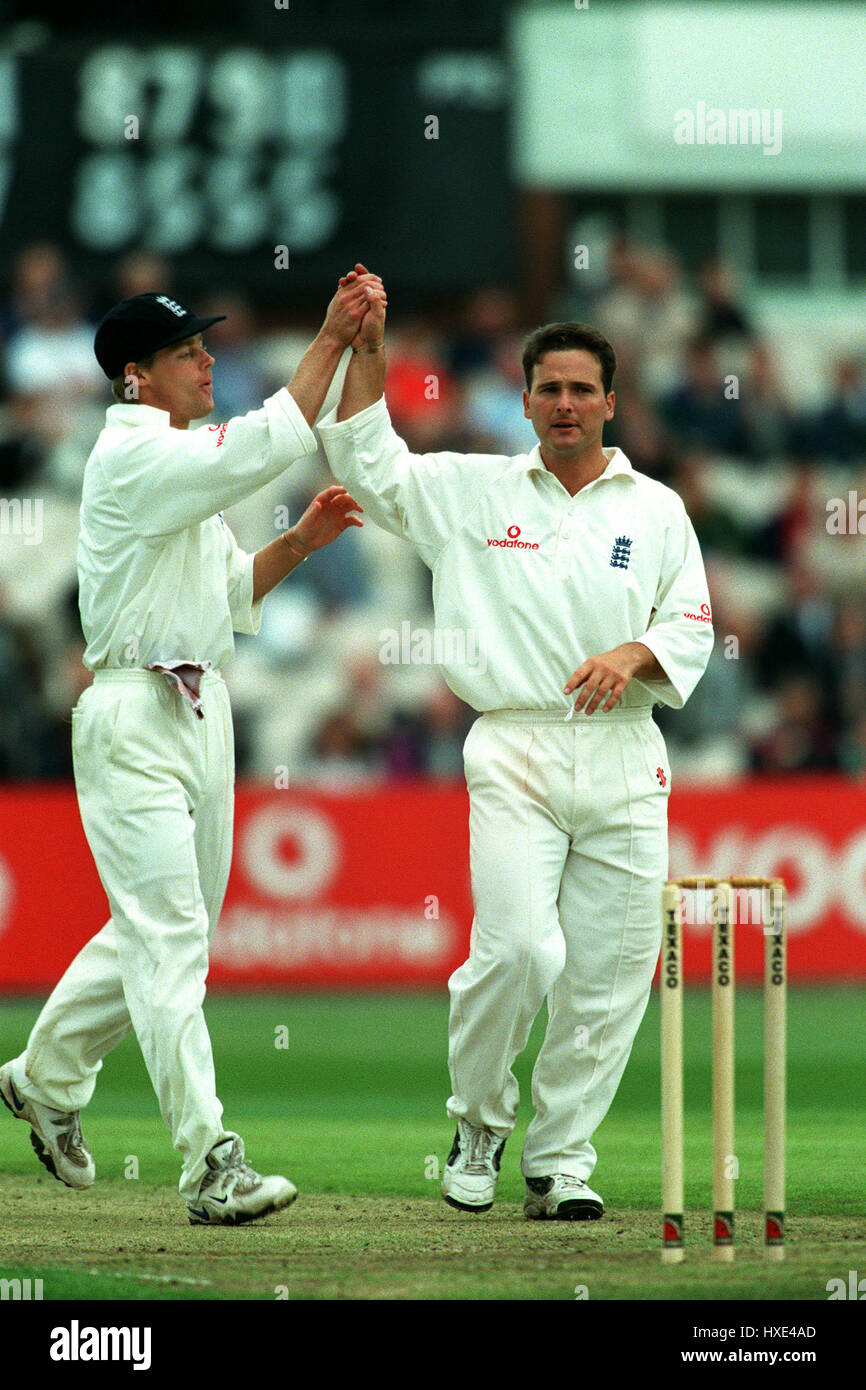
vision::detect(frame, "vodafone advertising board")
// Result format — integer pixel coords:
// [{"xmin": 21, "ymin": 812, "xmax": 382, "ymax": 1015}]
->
[{"xmin": 0, "ymin": 779, "xmax": 863, "ymax": 990}]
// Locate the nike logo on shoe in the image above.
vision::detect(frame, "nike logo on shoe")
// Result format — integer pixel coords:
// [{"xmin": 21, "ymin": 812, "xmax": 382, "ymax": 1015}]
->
[{"xmin": 189, "ymin": 1194, "xmax": 228, "ymax": 1216}]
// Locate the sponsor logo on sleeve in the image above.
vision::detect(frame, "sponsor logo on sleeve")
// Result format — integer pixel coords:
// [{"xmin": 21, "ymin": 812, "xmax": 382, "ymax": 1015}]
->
[{"xmin": 683, "ymin": 601, "xmax": 712, "ymax": 623}]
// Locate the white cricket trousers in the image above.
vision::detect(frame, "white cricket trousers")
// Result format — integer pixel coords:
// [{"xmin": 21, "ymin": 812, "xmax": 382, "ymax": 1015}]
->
[
  {"xmin": 447, "ymin": 707, "xmax": 669, "ymax": 1182},
  {"xmin": 9, "ymin": 669, "xmax": 235, "ymax": 1200}
]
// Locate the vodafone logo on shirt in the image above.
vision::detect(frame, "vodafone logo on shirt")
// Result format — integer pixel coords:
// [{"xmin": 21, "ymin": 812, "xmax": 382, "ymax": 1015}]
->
[
  {"xmin": 487, "ymin": 524, "xmax": 540, "ymax": 551},
  {"xmin": 683, "ymin": 602, "xmax": 712, "ymax": 623},
  {"xmin": 208, "ymin": 423, "xmax": 228, "ymax": 447}
]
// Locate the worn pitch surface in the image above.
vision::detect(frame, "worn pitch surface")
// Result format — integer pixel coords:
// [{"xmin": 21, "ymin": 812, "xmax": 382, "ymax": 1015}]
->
[{"xmin": 0, "ymin": 991, "xmax": 862, "ymax": 1301}]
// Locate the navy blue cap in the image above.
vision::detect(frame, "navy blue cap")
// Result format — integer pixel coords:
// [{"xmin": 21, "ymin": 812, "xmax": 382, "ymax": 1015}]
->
[{"xmin": 94, "ymin": 292, "xmax": 225, "ymax": 379}]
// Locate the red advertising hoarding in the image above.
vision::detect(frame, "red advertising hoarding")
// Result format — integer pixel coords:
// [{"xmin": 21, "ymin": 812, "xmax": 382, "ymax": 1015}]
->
[{"xmin": 0, "ymin": 779, "xmax": 863, "ymax": 990}]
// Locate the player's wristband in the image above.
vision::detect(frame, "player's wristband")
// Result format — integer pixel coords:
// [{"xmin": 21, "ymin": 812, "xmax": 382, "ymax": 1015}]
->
[{"xmin": 282, "ymin": 530, "xmax": 310, "ymax": 561}]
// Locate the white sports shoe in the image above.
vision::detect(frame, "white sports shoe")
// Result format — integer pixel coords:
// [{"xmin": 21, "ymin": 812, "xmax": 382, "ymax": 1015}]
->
[
  {"xmin": 0, "ymin": 1061, "xmax": 95, "ymax": 1189},
  {"xmin": 524, "ymin": 1174, "xmax": 604, "ymax": 1221},
  {"xmin": 187, "ymin": 1136, "xmax": 297, "ymax": 1226},
  {"xmin": 441, "ymin": 1119, "xmax": 507, "ymax": 1212}
]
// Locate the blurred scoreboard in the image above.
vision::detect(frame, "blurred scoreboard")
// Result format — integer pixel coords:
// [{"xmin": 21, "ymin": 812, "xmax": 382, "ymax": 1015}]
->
[{"xmin": 0, "ymin": 24, "xmax": 513, "ymax": 298}]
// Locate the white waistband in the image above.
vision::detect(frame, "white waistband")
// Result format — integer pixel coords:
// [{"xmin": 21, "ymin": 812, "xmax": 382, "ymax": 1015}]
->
[
  {"xmin": 483, "ymin": 705, "xmax": 653, "ymax": 725},
  {"xmin": 91, "ymin": 667, "xmax": 223, "ymax": 683}
]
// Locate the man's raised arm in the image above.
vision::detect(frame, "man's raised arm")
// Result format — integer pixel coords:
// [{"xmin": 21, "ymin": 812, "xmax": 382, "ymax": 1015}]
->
[
  {"xmin": 336, "ymin": 263, "xmax": 387, "ymax": 420},
  {"xmin": 289, "ymin": 266, "xmax": 385, "ymax": 428},
  {"xmin": 317, "ymin": 270, "xmax": 495, "ymax": 570}
]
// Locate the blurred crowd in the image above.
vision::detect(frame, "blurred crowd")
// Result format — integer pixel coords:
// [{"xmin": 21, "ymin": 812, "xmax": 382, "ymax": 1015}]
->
[{"xmin": 1, "ymin": 236, "xmax": 865, "ymax": 785}]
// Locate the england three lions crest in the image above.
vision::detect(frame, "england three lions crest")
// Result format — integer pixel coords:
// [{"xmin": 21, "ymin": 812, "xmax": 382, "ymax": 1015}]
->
[{"xmin": 610, "ymin": 535, "xmax": 633, "ymax": 569}]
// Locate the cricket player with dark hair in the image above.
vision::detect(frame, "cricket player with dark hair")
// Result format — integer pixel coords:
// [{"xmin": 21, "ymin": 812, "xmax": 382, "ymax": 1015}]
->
[
  {"xmin": 0, "ymin": 269, "xmax": 385, "ymax": 1225},
  {"xmin": 319, "ymin": 271, "xmax": 712, "ymax": 1220}
]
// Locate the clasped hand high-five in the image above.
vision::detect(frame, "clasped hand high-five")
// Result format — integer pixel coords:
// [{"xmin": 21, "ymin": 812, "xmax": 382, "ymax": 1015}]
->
[
  {"xmin": 283, "ymin": 262, "xmax": 388, "ymax": 448},
  {"xmin": 273, "ymin": 266, "xmax": 386, "ymax": 570},
  {"xmin": 333, "ymin": 263, "xmax": 387, "ymax": 348}
]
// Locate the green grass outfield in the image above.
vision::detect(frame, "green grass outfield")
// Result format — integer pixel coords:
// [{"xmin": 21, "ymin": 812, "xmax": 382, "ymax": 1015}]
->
[{"xmin": 0, "ymin": 988, "xmax": 863, "ymax": 1302}]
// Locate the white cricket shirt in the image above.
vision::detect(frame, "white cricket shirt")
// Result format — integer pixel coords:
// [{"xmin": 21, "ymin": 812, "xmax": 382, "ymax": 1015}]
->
[
  {"xmin": 78, "ymin": 390, "xmax": 317, "ymax": 670},
  {"xmin": 318, "ymin": 396, "xmax": 713, "ymax": 714}
]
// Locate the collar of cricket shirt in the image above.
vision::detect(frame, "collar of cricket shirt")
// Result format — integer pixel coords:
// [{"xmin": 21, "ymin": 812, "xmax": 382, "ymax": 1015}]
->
[
  {"xmin": 105, "ymin": 403, "xmax": 175, "ymax": 429},
  {"xmin": 523, "ymin": 444, "xmax": 636, "ymax": 483}
]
